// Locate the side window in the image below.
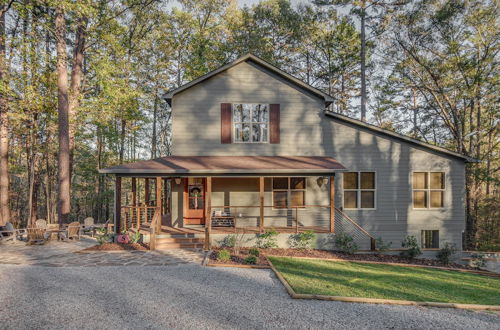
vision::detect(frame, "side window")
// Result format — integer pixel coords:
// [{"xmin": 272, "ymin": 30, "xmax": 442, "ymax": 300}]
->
[
  {"xmin": 421, "ymin": 230, "xmax": 439, "ymax": 248},
  {"xmin": 272, "ymin": 177, "xmax": 306, "ymax": 208},
  {"xmin": 343, "ymin": 172, "xmax": 376, "ymax": 209},
  {"xmin": 413, "ymin": 172, "xmax": 445, "ymax": 208}
]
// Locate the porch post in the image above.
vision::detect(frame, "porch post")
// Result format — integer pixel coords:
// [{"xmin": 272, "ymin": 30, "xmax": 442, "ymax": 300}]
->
[
  {"xmin": 132, "ymin": 178, "xmax": 137, "ymax": 229},
  {"xmin": 114, "ymin": 176, "xmax": 122, "ymax": 235},
  {"xmin": 156, "ymin": 177, "xmax": 162, "ymax": 233},
  {"xmin": 330, "ymin": 175, "xmax": 335, "ymax": 233},
  {"xmin": 205, "ymin": 177, "xmax": 212, "ymax": 250},
  {"xmin": 259, "ymin": 177, "xmax": 264, "ymax": 233}
]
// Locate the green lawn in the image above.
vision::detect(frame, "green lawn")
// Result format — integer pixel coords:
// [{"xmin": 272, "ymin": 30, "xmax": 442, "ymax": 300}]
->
[{"xmin": 268, "ymin": 257, "xmax": 500, "ymax": 305}]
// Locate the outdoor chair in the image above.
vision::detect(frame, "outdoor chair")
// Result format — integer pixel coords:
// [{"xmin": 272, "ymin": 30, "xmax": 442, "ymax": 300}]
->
[
  {"xmin": 64, "ymin": 221, "xmax": 81, "ymax": 240},
  {"xmin": 81, "ymin": 217, "xmax": 95, "ymax": 237},
  {"xmin": 0, "ymin": 222, "xmax": 27, "ymax": 242},
  {"xmin": 27, "ymin": 227, "xmax": 46, "ymax": 245}
]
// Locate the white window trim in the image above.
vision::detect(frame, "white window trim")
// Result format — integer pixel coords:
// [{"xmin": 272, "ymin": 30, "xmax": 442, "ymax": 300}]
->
[
  {"xmin": 271, "ymin": 177, "xmax": 306, "ymax": 210},
  {"xmin": 342, "ymin": 171, "xmax": 377, "ymax": 210},
  {"xmin": 411, "ymin": 171, "xmax": 446, "ymax": 210},
  {"xmin": 232, "ymin": 103, "xmax": 269, "ymax": 144}
]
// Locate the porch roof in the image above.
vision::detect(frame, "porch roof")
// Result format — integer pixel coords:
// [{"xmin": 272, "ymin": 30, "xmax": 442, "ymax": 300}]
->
[{"xmin": 99, "ymin": 156, "xmax": 346, "ymax": 175}]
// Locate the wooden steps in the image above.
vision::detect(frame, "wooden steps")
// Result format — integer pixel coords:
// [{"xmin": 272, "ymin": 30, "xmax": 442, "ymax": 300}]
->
[{"xmin": 154, "ymin": 234, "xmax": 205, "ymax": 250}]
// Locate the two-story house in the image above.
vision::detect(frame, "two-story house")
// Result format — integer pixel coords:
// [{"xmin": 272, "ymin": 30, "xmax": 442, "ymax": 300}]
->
[{"xmin": 100, "ymin": 54, "xmax": 475, "ymax": 252}]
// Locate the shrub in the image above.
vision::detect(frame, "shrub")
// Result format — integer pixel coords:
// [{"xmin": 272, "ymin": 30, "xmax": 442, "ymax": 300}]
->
[
  {"xmin": 289, "ymin": 230, "xmax": 316, "ymax": 249},
  {"xmin": 95, "ymin": 227, "xmax": 112, "ymax": 245},
  {"xmin": 217, "ymin": 249, "xmax": 231, "ymax": 262},
  {"xmin": 334, "ymin": 233, "xmax": 358, "ymax": 254},
  {"xmin": 436, "ymin": 242, "xmax": 457, "ymax": 265},
  {"xmin": 244, "ymin": 255, "xmax": 257, "ymax": 265},
  {"xmin": 257, "ymin": 228, "xmax": 279, "ymax": 248},
  {"xmin": 375, "ymin": 237, "xmax": 392, "ymax": 253},
  {"xmin": 470, "ymin": 253, "xmax": 486, "ymax": 268},
  {"xmin": 219, "ymin": 235, "xmax": 237, "ymax": 248},
  {"xmin": 400, "ymin": 235, "xmax": 422, "ymax": 259},
  {"xmin": 249, "ymin": 248, "xmax": 260, "ymax": 257},
  {"xmin": 130, "ymin": 231, "xmax": 141, "ymax": 244}
]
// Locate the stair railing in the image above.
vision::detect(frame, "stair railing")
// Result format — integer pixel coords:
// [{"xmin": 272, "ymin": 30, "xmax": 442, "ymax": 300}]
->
[{"xmin": 334, "ymin": 208, "xmax": 376, "ymax": 251}]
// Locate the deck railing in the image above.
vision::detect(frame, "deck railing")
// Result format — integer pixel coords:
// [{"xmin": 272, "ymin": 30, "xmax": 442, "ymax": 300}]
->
[{"xmin": 121, "ymin": 206, "xmax": 157, "ymax": 230}]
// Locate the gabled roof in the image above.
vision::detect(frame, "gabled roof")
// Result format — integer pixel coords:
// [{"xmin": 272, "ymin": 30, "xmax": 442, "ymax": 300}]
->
[
  {"xmin": 163, "ymin": 53, "xmax": 334, "ymax": 106},
  {"xmin": 325, "ymin": 111, "xmax": 478, "ymax": 163},
  {"xmin": 99, "ymin": 156, "xmax": 346, "ymax": 175}
]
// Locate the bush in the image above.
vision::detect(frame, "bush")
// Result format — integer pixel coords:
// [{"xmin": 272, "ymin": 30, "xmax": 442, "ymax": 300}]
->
[
  {"xmin": 334, "ymin": 233, "xmax": 358, "ymax": 254},
  {"xmin": 217, "ymin": 249, "xmax": 231, "ymax": 262},
  {"xmin": 244, "ymin": 255, "xmax": 257, "ymax": 265},
  {"xmin": 470, "ymin": 253, "xmax": 486, "ymax": 268},
  {"xmin": 375, "ymin": 237, "xmax": 392, "ymax": 253},
  {"xmin": 219, "ymin": 235, "xmax": 237, "ymax": 248},
  {"xmin": 95, "ymin": 227, "xmax": 112, "ymax": 245},
  {"xmin": 436, "ymin": 242, "xmax": 457, "ymax": 265},
  {"xmin": 249, "ymin": 248, "xmax": 260, "ymax": 257},
  {"xmin": 130, "ymin": 231, "xmax": 141, "ymax": 244},
  {"xmin": 289, "ymin": 230, "xmax": 316, "ymax": 249},
  {"xmin": 400, "ymin": 235, "xmax": 422, "ymax": 259},
  {"xmin": 257, "ymin": 229, "xmax": 279, "ymax": 248}
]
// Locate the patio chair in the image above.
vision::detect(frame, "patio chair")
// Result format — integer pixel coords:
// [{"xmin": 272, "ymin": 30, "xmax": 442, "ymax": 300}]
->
[
  {"xmin": 81, "ymin": 217, "xmax": 95, "ymax": 237},
  {"xmin": 0, "ymin": 222, "xmax": 27, "ymax": 242},
  {"xmin": 27, "ymin": 227, "xmax": 46, "ymax": 245},
  {"xmin": 64, "ymin": 221, "xmax": 81, "ymax": 240},
  {"xmin": 35, "ymin": 219, "xmax": 48, "ymax": 230}
]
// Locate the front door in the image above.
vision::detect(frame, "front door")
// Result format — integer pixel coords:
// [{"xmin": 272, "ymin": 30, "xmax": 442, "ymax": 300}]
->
[{"xmin": 184, "ymin": 178, "xmax": 205, "ymax": 225}]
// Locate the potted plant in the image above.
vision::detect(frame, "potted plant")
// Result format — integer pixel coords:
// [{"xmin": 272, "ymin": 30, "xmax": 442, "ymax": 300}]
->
[{"xmin": 116, "ymin": 229, "xmax": 130, "ymax": 244}]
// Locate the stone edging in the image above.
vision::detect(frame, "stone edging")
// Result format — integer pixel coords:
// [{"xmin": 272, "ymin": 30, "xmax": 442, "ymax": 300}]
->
[
  {"xmin": 266, "ymin": 257, "xmax": 500, "ymax": 311},
  {"xmin": 266, "ymin": 255, "xmax": 500, "ymax": 278}
]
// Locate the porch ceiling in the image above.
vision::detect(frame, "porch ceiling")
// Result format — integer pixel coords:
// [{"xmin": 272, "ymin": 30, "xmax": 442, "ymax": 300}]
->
[{"xmin": 98, "ymin": 156, "xmax": 346, "ymax": 176}]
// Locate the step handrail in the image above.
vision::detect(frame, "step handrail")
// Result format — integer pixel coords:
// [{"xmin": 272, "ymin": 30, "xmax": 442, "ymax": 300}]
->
[{"xmin": 335, "ymin": 207, "xmax": 376, "ymax": 251}]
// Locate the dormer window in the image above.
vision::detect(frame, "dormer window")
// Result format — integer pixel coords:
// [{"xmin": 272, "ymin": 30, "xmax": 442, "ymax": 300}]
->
[{"xmin": 233, "ymin": 104, "xmax": 269, "ymax": 143}]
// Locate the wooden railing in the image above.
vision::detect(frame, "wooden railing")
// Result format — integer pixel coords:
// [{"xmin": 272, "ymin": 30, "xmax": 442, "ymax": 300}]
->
[{"xmin": 149, "ymin": 208, "xmax": 161, "ymax": 251}]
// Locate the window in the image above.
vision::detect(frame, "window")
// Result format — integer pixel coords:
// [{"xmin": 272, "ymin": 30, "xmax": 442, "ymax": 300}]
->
[
  {"xmin": 421, "ymin": 230, "xmax": 439, "ymax": 248},
  {"xmin": 343, "ymin": 172, "xmax": 376, "ymax": 209},
  {"xmin": 272, "ymin": 177, "xmax": 306, "ymax": 208},
  {"xmin": 233, "ymin": 104, "xmax": 269, "ymax": 143},
  {"xmin": 413, "ymin": 172, "xmax": 445, "ymax": 208}
]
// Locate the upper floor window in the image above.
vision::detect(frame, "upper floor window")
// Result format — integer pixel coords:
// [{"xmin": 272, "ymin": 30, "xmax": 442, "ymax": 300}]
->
[
  {"xmin": 272, "ymin": 177, "xmax": 306, "ymax": 209},
  {"xmin": 343, "ymin": 172, "xmax": 376, "ymax": 209},
  {"xmin": 412, "ymin": 172, "xmax": 445, "ymax": 208},
  {"xmin": 233, "ymin": 104, "xmax": 269, "ymax": 143}
]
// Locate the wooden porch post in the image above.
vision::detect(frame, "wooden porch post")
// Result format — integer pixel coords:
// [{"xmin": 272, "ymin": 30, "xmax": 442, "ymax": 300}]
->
[
  {"xmin": 259, "ymin": 177, "xmax": 264, "ymax": 233},
  {"xmin": 114, "ymin": 176, "xmax": 122, "ymax": 235},
  {"xmin": 156, "ymin": 177, "xmax": 162, "ymax": 233},
  {"xmin": 205, "ymin": 177, "xmax": 212, "ymax": 250},
  {"xmin": 330, "ymin": 175, "xmax": 335, "ymax": 233},
  {"xmin": 132, "ymin": 177, "xmax": 137, "ymax": 229}
]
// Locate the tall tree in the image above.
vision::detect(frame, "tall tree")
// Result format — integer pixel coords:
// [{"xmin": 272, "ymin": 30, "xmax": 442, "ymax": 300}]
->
[{"xmin": 55, "ymin": 4, "xmax": 70, "ymax": 225}]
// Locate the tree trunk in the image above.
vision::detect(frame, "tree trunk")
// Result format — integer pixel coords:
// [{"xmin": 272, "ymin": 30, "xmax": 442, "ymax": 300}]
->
[
  {"xmin": 151, "ymin": 90, "xmax": 158, "ymax": 159},
  {"xmin": 56, "ymin": 6, "xmax": 71, "ymax": 226},
  {"xmin": 360, "ymin": 2, "xmax": 367, "ymax": 122},
  {"xmin": 119, "ymin": 119, "xmax": 126, "ymax": 164},
  {"xmin": 0, "ymin": 3, "xmax": 10, "ymax": 226}
]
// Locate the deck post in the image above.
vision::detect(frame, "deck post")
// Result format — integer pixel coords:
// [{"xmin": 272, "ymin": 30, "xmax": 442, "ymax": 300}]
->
[
  {"xmin": 132, "ymin": 178, "xmax": 137, "ymax": 229},
  {"xmin": 259, "ymin": 177, "xmax": 264, "ymax": 233},
  {"xmin": 156, "ymin": 177, "xmax": 162, "ymax": 233},
  {"xmin": 330, "ymin": 175, "xmax": 335, "ymax": 233},
  {"xmin": 205, "ymin": 177, "xmax": 212, "ymax": 250},
  {"xmin": 114, "ymin": 176, "xmax": 122, "ymax": 235}
]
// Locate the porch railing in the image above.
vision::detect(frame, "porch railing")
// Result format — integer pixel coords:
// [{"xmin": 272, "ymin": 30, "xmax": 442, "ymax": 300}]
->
[{"xmin": 121, "ymin": 206, "xmax": 157, "ymax": 230}]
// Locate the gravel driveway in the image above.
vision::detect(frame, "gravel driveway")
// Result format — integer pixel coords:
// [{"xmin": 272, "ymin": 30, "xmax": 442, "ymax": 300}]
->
[{"xmin": 0, "ymin": 264, "xmax": 498, "ymax": 329}]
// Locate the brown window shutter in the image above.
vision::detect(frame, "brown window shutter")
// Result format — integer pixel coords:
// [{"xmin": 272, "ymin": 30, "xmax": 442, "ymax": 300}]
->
[
  {"xmin": 221, "ymin": 103, "xmax": 232, "ymax": 144},
  {"xmin": 270, "ymin": 104, "xmax": 280, "ymax": 144}
]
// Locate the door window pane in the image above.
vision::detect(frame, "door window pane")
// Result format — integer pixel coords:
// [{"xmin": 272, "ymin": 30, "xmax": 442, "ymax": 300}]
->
[
  {"xmin": 361, "ymin": 191, "xmax": 375, "ymax": 208},
  {"xmin": 343, "ymin": 172, "xmax": 358, "ymax": 189},
  {"xmin": 413, "ymin": 191, "xmax": 427, "ymax": 208}
]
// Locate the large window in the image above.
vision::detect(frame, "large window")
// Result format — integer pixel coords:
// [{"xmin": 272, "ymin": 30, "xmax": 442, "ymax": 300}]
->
[
  {"xmin": 272, "ymin": 177, "xmax": 306, "ymax": 209},
  {"xmin": 413, "ymin": 172, "xmax": 445, "ymax": 208},
  {"xmin": 343, "ymin": 172, "xmax": 376, "ymax": 209},
  {"xmin": 421, "ymin": 230, "xmax": 439, "ymax": 248},
  {"xmin": 233, "ymin": 104, "xmax": 269, "ymax": 143}
]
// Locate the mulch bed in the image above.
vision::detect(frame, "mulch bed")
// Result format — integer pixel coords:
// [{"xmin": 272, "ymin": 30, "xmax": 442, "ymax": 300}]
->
[
  {"xmin": 209, "ymin": 247, "xmax": 478, "ymax": 270},
  {"xmin": 81, "ymin": 243, "xmax": 150, "ymax": 252}
]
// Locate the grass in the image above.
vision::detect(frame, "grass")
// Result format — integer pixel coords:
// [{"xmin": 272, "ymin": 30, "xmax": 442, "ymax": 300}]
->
[{"xmin": 268, "ymin": 257, "xmax": 500, "ymax": 305}]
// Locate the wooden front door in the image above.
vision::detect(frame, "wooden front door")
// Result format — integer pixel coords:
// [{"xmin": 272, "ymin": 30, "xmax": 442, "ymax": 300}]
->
[{"xmin": 184, "ymin": 178, "xmax": 205, "ymax": 225}]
